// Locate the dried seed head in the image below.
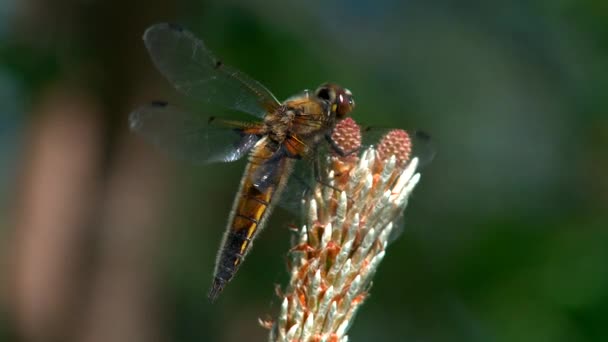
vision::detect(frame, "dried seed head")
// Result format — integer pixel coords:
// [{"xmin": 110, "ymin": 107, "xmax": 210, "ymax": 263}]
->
[
  {"xmin": 376, "ymin": 129, "xmax": 412, "ymax": 167},
  {"xmin": 330, "ymin": 118, "xmax": 362, "ymax": 188},
  {"xmin": 267, "ymin": 118, "xmax": 424, "ymax": 342},
  {"xmin": 331, "ymin": 117, "xmax": 362, "ymax": 157}
]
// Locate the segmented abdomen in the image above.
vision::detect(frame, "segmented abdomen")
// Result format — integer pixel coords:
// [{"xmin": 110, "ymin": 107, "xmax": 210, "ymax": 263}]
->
[{"xmin": 209, "ymin": 138, "xmax": 293, "ymax": 301}]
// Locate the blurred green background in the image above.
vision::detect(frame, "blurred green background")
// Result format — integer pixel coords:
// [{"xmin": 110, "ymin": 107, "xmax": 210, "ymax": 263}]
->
[{"xmin": 1, "ymin": 0, "xmax": 607, "ymax": 341}]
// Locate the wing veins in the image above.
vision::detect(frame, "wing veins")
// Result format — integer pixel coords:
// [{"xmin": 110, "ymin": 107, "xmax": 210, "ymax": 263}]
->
[{"xmin": 144, "ymin": 23, "xmax": 281, "ymax": 118}]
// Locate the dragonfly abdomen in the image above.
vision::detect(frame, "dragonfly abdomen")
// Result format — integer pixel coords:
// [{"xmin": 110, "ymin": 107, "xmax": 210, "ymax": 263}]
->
[
  {"xmin": 209, "ymin": 141, "xmax": 294, "ymax": 301},
  {"xmin": 210, "ymin": 187, "xmax": 271, "ymax": 301}
]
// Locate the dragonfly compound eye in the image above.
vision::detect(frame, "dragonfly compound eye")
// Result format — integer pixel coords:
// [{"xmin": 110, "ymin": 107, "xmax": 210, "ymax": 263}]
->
[{"xmin": 336, "ymin": 88, "xmax": 354, "ymax": 118}]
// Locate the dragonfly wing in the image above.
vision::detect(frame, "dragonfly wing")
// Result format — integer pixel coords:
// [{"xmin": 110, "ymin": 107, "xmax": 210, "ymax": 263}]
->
[
  {"xmin": 272, "ymin": 157, "xmax": 316, "ymax": 216},
  {"xmin": 244, "ymin": 145, "xmax": 309, "ymax": 214},
  {"xmin": 249, "ymin": 148, "xmax": 289, "ymax": 193},
  {"xmin": 130, "ymin": 101, "xmax": 259, "ymax": 164},
  {"xmin": 143, "ymin": 23, "xmax": 281, "ymax": 118},
  {"xmin": 256, "ymin": 143, "xmax": 329, "ymax": 216}
]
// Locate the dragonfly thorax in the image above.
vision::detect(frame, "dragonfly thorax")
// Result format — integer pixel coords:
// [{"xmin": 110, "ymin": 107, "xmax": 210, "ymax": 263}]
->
[{"xmin": 273, "ymin": 99, "xmax": 332, "ymax": 157}]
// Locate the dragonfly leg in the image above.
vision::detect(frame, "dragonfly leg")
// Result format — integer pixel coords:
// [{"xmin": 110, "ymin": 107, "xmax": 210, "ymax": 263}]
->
[{"xmin": 312, "ymin": 150, "xmax": 342, "ymax": 194}]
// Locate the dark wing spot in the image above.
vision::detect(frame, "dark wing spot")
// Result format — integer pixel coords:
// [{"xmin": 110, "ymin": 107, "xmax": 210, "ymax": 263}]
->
[
  {"xmin": 214, "ymin": 60, "xmax": 224, "ymax": 69},
  {"xmin": 208, "ymin": 116, "xmax": 216, "ymax": 124},
  {"xmin": 150, "ymin": 100, "xmax": 168, "ymax": 107},
  {"xmin": 415, "ymin": 130, "xmax": 431, "ymax": 141},
  {"xmin": 167, "ymin": 23, "xmax": 184, "ymax": 32}
]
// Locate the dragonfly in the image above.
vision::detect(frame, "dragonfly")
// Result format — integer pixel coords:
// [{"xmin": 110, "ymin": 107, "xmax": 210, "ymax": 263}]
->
[{"xmin": 130, "ymin": 23, "xmax": 359, "ymax": 302}]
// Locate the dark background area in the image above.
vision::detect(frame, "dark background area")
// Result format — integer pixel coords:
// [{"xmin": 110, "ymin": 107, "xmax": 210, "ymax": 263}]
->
[{"xmin": 1, "ymin": 0, "xmax": 607, "ymax": 341}]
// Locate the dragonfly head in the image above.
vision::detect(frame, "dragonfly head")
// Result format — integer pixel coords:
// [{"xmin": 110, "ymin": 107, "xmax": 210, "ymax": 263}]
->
[{"xmin": 315, "ymin": 83, "xmax": 355, "ymax": 118}]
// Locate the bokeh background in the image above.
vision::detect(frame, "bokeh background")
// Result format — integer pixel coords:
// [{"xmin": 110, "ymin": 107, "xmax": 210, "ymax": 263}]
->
[{"xmin": 1, "ymin": 0, "xmax": 607, "ymax": 341}]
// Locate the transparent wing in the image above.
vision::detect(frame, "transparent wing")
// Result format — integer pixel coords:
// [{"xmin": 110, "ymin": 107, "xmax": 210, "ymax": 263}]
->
[
  {"xmin": 277, "ymin": 157, "xmax": 318, "ymax": 216},
  {"xmin": 130, "ymin": 101, "xmax": 260, "ymax": 163},
  {"xmin": 268, "ymin": 141, "xmax": 332, "ymax": 216},
  {"xmin": 251, "ymin": 159, "xmax": 283, "ymax": 193},
  {"xmin": 143, "ymin": 23, "xmax": 281, "ymax": 118},
  {"xmin": 249, "ymin": 144, "xmax": 299, "ymax": 191},
  {"xmin": 237, "ymin": 139, "xmax": 317, "ymax": 217}
]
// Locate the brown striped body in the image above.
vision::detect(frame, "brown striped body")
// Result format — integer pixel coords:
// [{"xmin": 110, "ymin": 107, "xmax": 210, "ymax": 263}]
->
[
  {"xmin": 208, "ymin": 84, "xmax": 355, "ymax": 301},
  {"xmin": 209, "ymin": 93, "xmax": 333, "ymax": 300},
  {"xmin": 210, "ymin": 138, "xmax": 295, "ymax": 296}
]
